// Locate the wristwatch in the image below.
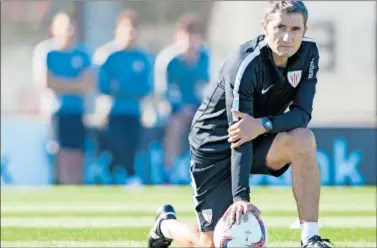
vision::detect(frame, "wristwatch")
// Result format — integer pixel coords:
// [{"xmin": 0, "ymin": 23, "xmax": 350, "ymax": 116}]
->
[{"xmin": 261, "ymin": 117, "xmax": 273, "ymax": 133}]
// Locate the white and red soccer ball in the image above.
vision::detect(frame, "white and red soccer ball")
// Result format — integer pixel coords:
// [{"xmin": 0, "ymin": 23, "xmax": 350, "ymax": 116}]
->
[{"xmin": 214, "ymin": 212, "xmax": 268, "ymax": 248}]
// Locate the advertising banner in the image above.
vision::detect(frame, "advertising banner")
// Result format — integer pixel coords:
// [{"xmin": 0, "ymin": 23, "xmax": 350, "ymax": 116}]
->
[
  {"xmin": 1, "ymin": 119, "xmax": 52, "ymax": 185},
  {"xmin": 1, "ymin": 120, "xmax": 375, "ymax": 186}
]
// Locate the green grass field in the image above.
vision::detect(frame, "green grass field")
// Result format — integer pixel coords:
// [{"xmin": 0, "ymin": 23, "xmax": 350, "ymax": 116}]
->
[{"xmin": 1, "ymin": 186, "xmax": 376, "ymax": 247}]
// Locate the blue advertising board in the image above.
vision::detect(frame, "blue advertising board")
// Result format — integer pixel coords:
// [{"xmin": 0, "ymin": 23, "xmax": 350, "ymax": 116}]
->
[
  {"xmin": 1, "ymin": 119, "xmax": 52, "ymax": 185},
  {"xmin": 1, "ymin": 120, "xmax": 376, "ymax": 186}
]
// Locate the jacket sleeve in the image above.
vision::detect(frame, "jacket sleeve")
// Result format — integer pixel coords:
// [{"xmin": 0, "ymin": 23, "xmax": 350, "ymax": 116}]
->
[
  {"xmin": 224, "ymin": 53, "xmax": 257, "ymax": 202},
  {"xmin": 268, "ymin": 45, "xmax": 320, "ymax": 133}
]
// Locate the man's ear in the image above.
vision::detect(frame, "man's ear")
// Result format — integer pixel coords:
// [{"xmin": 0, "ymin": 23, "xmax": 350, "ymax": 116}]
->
[
  {"xmin": 303, "ymin": 25, "xmax": 308, "ymax": 36},
  {"xmin": 262, "ymin": 20, "xmax": 268, "ymax": 36}
]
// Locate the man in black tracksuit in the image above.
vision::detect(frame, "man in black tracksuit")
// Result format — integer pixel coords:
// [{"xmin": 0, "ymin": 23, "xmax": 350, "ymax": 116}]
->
[
  {"xmin": 188, "ymin": 33, "xmax": 317, "ymax": 218},
  {"xmin": 148, "ymin": 2, "xmax": 334, "ymax": 248}
]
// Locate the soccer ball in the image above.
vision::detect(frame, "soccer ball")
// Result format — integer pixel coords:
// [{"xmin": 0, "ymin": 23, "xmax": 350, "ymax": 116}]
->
[{"xmin": 213, "ymin": 212, "xmax": 268, "ymax": 248}]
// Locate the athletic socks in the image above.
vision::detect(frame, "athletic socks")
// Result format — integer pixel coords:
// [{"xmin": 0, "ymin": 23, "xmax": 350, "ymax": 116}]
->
[
  {"xmin": 301, "ymin": 222, "xmax": 319, "ymax": 243},
  {"xmin": 160, "ymin": 219, "xmax": 176, "ymax": 239}
]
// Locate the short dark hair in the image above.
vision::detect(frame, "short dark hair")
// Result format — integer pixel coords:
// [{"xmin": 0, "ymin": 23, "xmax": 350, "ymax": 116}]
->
[
  {"xmin": 177, "ymin": 13, "xmax": 203, "ymax": 34},
  {"xmin": 116, "ymin": 9, "xmax": 139, "ymax": 28},
  {"xmin": 264, "ymin": 1, "xmax": 308, "ymax": 26}
]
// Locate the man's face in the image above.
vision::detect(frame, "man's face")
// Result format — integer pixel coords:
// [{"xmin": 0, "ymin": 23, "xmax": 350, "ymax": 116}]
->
[
  {"xmin": 177, "ymin": 30, "xmax": 202, "ymax": 53},
  {"xmin": 51, "ymin": 13, "xmax": 75, "ymax": 41},
  {"xmin": 263, "ymin": 11, "xmax": 306, "ymax": 58},
  {"xmin": 115, "ymin": 19, "xmax": 137, "ymax": 45}
]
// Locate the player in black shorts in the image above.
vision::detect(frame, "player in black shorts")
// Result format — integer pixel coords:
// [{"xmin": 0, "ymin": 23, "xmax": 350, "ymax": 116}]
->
[{"xmin": 148, "ymin": 1, "xmax": 334, "ymax": 248}]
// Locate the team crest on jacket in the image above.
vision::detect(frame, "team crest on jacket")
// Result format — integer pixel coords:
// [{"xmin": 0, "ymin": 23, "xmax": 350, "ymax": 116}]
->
[
  {"xmin": 287, "ymin": 70, "xmax": 302, "ymax": 88},
  {"xmin": 71, "ymin": 56, "xmax": 83, "ymax": 69},
  {"xmin": 202, "ymin": 209, "xmax": 213, "ymax": 223},
  {"xmin": 132, "ymin": 60, "xmax": 145, "ymax": 72}
]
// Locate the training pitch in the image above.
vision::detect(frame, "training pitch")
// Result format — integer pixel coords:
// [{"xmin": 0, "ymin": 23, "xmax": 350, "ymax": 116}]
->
[{"xmin": 1, "ymin": 186, "xmax": 376, "ymax": 247}]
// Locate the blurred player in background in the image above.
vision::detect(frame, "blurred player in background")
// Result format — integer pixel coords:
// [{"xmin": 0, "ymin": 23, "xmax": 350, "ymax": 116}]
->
[
  {"xmin": 33, "ymin": 12, "xmax": 93, "ymax": 184},
  {"xmin": 148, "ymin": 1, "xmax": 334, "ymax": 248},
  {"xmin": 92, "ymin": 10, "xmax": 153, "ymax": 186},
  {"xmin": 154, "ymin": 14, "xmax": 210, "ymax": 178}
]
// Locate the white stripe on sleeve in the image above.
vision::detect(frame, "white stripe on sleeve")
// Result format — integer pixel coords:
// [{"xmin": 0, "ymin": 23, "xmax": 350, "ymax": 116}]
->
[{"xmin": 232, "ymin": 40, "xmax": 267, "ymax": 121}]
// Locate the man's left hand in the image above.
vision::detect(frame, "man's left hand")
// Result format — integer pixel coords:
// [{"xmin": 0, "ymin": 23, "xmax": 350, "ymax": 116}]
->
[
  {"xmin": 223, "ymin": 200, "xmax": 261, "ymax": 226},
  {"xmin": 228, "ymin": 109, "xmax": 266, "ymax": 149}
]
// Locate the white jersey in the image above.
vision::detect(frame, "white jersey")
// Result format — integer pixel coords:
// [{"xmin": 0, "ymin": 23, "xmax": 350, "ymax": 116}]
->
[{"xmin": 32, "ymin": 38, "xmax": 59, "ymax": 121}]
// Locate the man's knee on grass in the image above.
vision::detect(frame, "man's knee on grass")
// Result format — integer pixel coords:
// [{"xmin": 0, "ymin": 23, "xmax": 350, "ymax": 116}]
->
[{"xmin": 199, "ymin": 231, "xmax": 215, "ymax": 248}]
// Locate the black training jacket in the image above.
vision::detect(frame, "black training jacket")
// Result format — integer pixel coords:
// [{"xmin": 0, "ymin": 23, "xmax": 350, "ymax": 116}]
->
[{"xmin": 189, "ymin": 34, "xmax": 320, "ymax": 202}]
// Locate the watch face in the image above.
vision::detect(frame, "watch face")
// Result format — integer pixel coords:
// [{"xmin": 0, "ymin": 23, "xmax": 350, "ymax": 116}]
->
[
  {"xmin": 267, "ymin": 120, "xmax": 272, "ymax": 128},
  {"xmin": 264, "ymin": 119, "xmax": 272, "ymax": 130}
]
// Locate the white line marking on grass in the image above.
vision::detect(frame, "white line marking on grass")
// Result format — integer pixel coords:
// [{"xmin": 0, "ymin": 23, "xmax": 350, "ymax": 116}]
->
[
  {"xmin": 1, "ymin": 217, "xmax": 376, "ymax": 228},
  {"xmin": 2, "ymin": 203, "xmax": 375, "ymax": 213},
  {"xmin": 265, "ymin": 241, "xmax": 377, "ymax": 248},
  {"xmin": 1, "ymin": 241, "xmax": 376, "ymax": 248},
  {"xmin": 0, "ymin": 241, "xmax": 145, "ymax": 248}
]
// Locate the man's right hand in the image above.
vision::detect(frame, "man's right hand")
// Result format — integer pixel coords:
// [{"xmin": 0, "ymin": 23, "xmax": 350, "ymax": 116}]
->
[
  {"xmin": 228, "ymin": 109, "xmax": 266, "ymax": 149},
  {"xmin": 223, "ymin": 200, "xmax": 261, "ymax": 226}
]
